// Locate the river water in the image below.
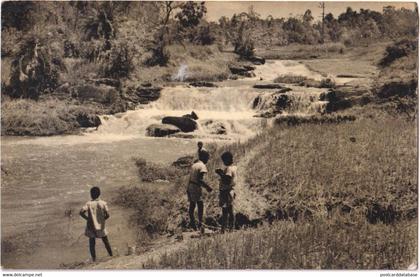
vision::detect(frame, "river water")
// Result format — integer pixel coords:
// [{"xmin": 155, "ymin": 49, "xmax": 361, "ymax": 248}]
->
[{"xmin": 1, "ymin": 60, "xmax": 338, "ymax": 268}]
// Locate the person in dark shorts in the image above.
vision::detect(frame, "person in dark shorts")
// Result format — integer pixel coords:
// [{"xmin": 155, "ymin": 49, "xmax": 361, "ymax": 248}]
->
[
  {"xmin": 80, "ymin": 186, "xmax": 113, "ymax": 262},
  {"xmin": 216, "ymin": 151, "xmax": 237, "ymax": 233},
  {"xmin": 187, "ymin": 150, "xmax": 212, "ymax": 233}
]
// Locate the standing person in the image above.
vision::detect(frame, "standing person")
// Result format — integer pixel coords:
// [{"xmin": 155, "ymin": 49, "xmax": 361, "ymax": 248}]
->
[
  {"xmin": 197, "ymin": 141, "xmax": 207, "ymax": 159},
  {"xmin": 216, "ymin": 151, "xmax": 237, "ymax": 233},
  {"xmin": 80, "ymin": 186, "xmax": 113, "ymax": 262},
  {"xmin": 187, "ymin": 150, "xmax": 212, "ymax": 234}
]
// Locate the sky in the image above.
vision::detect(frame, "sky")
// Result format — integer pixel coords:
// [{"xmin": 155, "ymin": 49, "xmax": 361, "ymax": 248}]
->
[{"xmin": 205, "ymin": 1, "xmax": 417, "ymax": 22}]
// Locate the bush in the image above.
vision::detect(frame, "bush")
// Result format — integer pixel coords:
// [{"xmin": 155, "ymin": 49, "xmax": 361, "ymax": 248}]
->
[
  {"xmin": 7, "ymin": 34, "xmax": 66, "ymax": 99},
  {"xmin": 379, "ymin": 39, "xmax": 417, "ymax": 67},
  {"xmin": 98, "ymin": 41, "xmax": 134, "ymax": 78}
]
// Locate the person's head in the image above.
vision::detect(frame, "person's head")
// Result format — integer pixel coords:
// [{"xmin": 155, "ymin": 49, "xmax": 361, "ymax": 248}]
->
[
  {"xmin": 197, "ymin": 141, "xmax": 203, "ymax": 150},
  {"xmin": 198, "ymin": 150, "xmax": 210, "ymax": 164},
  {"xmin": 221, "ymin": 151, "xmax": 233, "ymax": 166},
  {"xmin": 90, "ymin": 186, "xmax": 101, "ymax": 200}
]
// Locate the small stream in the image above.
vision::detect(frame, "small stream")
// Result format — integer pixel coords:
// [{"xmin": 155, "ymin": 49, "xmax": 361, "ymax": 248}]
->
[{"xmin": 1, "ymin": 59, "xmax": 344, "ymax": 268}]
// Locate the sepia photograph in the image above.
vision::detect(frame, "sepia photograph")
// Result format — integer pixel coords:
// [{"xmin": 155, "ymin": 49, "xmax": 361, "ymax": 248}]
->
[{"xmin": 0, "ymin": 0, "xmax": 418, "ymax": 272}]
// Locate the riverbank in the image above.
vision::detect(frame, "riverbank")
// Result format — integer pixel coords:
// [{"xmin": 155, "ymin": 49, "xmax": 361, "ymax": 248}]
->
[{"xmin": 85, "ymin": 109, "xmax": 417, "ymax": 269}]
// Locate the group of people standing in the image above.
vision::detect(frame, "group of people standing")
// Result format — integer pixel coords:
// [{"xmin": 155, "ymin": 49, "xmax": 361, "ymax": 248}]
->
[
  {"xmin": 187, "ymin": 141, "xmax": 237, "ymax": 234},
  {"xmin": 79, "ymin": 141, "xmax": 237, "ymax": 262}
]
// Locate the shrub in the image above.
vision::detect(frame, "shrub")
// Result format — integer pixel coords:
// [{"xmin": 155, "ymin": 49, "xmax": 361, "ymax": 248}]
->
[
  {"xmin": 7, "ymin": 34, "xmax": 66, "ymax": 99},
  {"xmin": 379, "ymin": 39, "xmax": 417, "ymax": 67},
  {"xmin": 98, "ymin": 41, "xmax": 134, "ymax": 79}
]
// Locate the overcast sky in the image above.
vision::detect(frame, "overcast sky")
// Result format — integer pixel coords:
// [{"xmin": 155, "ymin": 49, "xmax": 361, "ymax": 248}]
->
[{"xmin": 205, "ymin": 1, "xmax": 417, "ymax": 22}]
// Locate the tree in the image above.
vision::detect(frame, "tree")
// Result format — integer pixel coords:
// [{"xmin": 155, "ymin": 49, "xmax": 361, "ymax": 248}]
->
[
  {"xmin": 175, "ymin": 2, "xmax": 207, "ymax": 28},
  {"xmin": 303, "ymin": 9, "xmax": 314, "ymax": 25}
]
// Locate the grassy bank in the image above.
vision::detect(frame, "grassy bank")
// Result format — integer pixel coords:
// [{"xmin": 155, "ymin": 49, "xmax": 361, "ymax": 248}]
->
[
  {"xmin": 1, "ymin": 98, "xmax": 102, "ymax": 136},
  {"xmin": 143, "ymin": 219, "xmax": 417, "ymax": 269},
  {"xmin": 114, "ymin": 107, "xmax": 417, "ymax": 269}
]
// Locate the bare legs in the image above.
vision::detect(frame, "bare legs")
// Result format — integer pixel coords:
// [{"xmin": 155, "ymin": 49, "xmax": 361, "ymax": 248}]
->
[
  {"xmin": 89, "ymin": 236, "xmax": 113, "ymax": 262},
  {"xmin": 189, "ymin": 200, "xmax": 203, "ymax": 230},
  {"xmin": 221, "ymin": 206, "xmax": 234, "ymax": 232}
]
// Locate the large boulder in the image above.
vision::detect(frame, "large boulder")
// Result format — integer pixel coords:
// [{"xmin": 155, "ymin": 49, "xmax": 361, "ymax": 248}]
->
[
  {"xmin": 162, "ymin": 116, "xmax": 197, "ymax": 132},
  {"xmin": 71, "ymin": 84, "xmax": 120, "ymax": 104},
  {"xmin": 146, "ymin": 124, "xmax": 180, "ymax": 137}
]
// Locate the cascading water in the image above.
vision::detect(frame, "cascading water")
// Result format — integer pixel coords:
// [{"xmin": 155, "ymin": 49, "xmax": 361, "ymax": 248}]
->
[
  {"xmin": 96, "ymin": 85, "xmax": 264, "ymax": 140},
  {"xmin": 96, "ymin": 59, "xmax": 331, "ymax": 141}
]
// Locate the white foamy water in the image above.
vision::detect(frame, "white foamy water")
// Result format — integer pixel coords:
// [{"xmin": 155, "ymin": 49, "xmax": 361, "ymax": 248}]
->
[
  {"xmin": 96, "ymin": 85, "xmax": 264, "ymax": 140},
  {"xmin": 7, "ymin": 59, "xmax": 331, "ymax": 146},
  {"xmin": 252, "ymin": 60, "xmax": 324, "ymax": 82}
]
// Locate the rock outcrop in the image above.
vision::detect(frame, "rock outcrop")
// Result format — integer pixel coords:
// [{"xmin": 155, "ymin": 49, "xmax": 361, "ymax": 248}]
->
[
  {"xmin": 162, "ymin": 116, "xmax": 198, "ymax": 133},
  {"xmin": 146, "ymin": 124, "xmax": 180, "ymax": 137}
]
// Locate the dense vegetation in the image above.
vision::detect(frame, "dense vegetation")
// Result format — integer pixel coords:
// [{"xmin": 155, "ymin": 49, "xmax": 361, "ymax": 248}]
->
[{"xmin": 1, "ymin": 2, "xmax": 417, "ymax": 135}]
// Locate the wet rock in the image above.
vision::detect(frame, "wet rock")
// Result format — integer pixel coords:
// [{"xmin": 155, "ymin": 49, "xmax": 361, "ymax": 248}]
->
[
  {"xmin": 203, "ymin": 120, "xmax": 227, "ymax": 135},
  {"xmin": 162, "ymin": 116, "xmax": 198, "ymax": 132},
  {"xmin": 277, "ymin": 87, "xmax": 292, "ymax": 94},
  {"xmin": 76, "ymin": 113, "xmax": 101, "ymax": 128},
  {"xmin": 71, "ymin": 84, "xmax": 120, "ymax": 104},
  {"xmin": 249, "ymin": 56, "xmax": 266, "ymax": 65},
  {"xmin": 253, "ymin": 83, "xmax": 284, "ymax": 89},
  {"xmin": 275, "ymin": 94, "xmax": 292, "ymax": 110},
  {"xmin": 229, "ymin": 65, "xmax": 255, "ymax": 77},
  {"xmin": 189, "ymin": 81, "xmax": 217, "ymax": 87},
  {"xmin": 320, "ymin": 90, "xmax": 352, "ymax": 113},
  {"xmin": 146, "ymin": 124, "xmax": 180, "ymax": 137},
  {"xmin": 182, "ymin": 111, "xmax": 199, "ymax": 120},
  {"xmin": 252, "ymin": 96, "xmax": 261, "ymax": 109},
  {"xmin": 172, "ymin": 155, "xmax": 195, "ymax": 169}
]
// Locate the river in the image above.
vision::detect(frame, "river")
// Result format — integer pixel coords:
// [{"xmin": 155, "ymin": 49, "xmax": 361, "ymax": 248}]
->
[{"xmin": 1, "ymin": 60, "xmax": 338, "ymax": 268}]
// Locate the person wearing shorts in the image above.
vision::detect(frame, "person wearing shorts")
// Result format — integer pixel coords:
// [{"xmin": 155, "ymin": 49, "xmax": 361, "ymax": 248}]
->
[
  {"xmin": 80, "ymin": 186, "xmax": 113, "ymax": 262},
  {"xmin": 187, "ymin": 150, "xmax": 212, "ymax": 233}
]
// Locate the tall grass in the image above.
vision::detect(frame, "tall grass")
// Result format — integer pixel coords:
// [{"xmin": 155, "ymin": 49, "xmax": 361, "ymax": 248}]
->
[
  {"xmin": 143, "ymin": 219, "xmax": 417, "ymax": 269},
  {"xmin": 1, "ymin": 97, "xmax": 100, "ymax": 136}
]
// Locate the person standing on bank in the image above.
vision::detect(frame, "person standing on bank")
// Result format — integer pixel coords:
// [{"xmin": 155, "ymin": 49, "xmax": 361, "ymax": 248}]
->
[
  {"xmin": 187, "ymin": 150, "xmax": 212, "ymax": 234},
  {"xmin": 216, "ymin": 151, "xmax": 237, "ymax": 233},
  {"xmin": 80, "ymin": 186, "xmax": 113, "ymax": 262}
]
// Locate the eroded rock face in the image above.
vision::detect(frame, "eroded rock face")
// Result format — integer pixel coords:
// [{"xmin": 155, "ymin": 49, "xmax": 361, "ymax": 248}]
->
[
  {"xmin": 146, "ymin": 124, "xmax": 180, "ymax": 137},
  {"xmin": 162, "ymin": 116, "xmax": 198, "ymax": 132},
  {"xmin": 123, "ymin": 85, "xmax": 162, "ymax": 105}
]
